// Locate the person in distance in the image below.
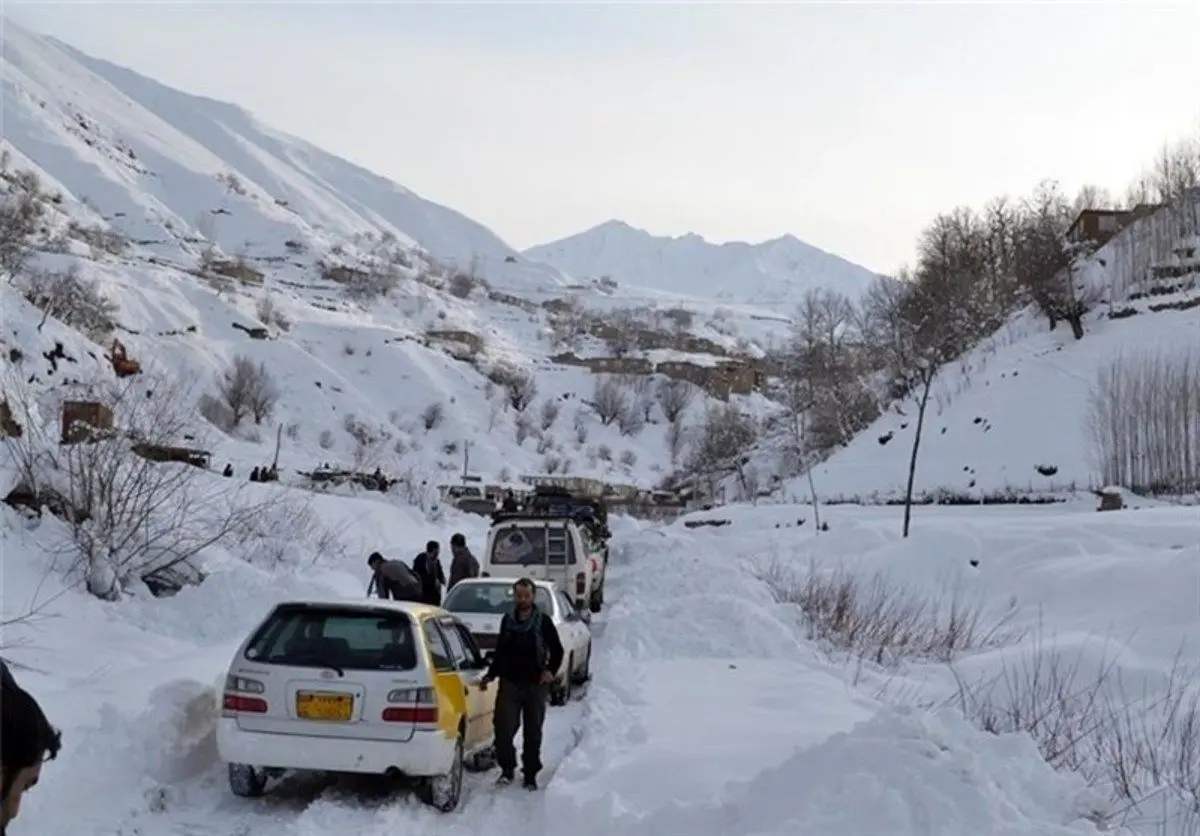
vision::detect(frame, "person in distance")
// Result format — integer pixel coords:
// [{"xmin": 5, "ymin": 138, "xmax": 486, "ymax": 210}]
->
[
  {"xmin": 447, "ymin": 533, "xmax": 480, "ymax": 589},
  {"xmin": 366, "ymin": 552, "xmax": 422, "ymax": 602}
]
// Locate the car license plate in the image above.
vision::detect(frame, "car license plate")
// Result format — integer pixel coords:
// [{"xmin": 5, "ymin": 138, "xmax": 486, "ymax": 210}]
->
[{"xmin": 296, "ymin": 691, "xmax": 353, "ymax": 721}]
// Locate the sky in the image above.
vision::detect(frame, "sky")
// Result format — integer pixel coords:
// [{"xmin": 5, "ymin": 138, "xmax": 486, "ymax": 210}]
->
[{"xmin": 4, "ymin": 1, "xmax": 1200, "ymax": 274}]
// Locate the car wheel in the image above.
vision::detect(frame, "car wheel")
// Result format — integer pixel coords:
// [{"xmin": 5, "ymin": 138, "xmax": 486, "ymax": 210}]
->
[
  {"xmin": 227, "ymin": 763, "xmax": 267, "ymax": 798},
  {"xmin": 571, "ymin": 641, "xmax": 592, "ymax": 685},
  {"xmin": 420, "ymin": 733, "xmax": 465, "ymax": 812},
  {"xmin": 589, "ymin": 585, "xmax": 603, "ymax": 613},
  {"xmin": 551, "ymin": 655, "xmax": 573, "ymax": 706}
]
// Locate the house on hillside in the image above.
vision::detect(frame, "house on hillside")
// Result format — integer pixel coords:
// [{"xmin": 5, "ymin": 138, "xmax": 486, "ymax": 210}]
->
[
  {"xmin": 1068, "ymin": 208, "xmax": 1132, "ymax": 249},
  {"xmin": 1098, "ymin": 188, "xmax": 1200, "ymax": 301}
]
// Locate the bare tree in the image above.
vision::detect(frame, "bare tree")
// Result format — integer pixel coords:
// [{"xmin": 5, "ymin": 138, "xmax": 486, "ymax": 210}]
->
[
  {"xmin": 604, "ymin": 309, "xmax": 641, "ymax": 356},
  {"xmin": 214, "ymin": 355, "xmax": 279, "ymax": 429},
  {"xmin": 623, "ymin": 374, "xmax": 656, "ymax": 421},
  {"xmin": 588, "ymin": 375, "xmax": 628, "ymax": 426},
  {"xmin": 2, "ymin": 373, "xmax": 282, "ymax": 599},
  {"xmin": 617, "ymin": 404, "xmax": 645, "ymax": 437},
  {"xmin": 489, "ymin": 363, "xmax": 538, "ymax": 412},
  {"xmin": 666, "ymin": 417, "xmax": 687, "ymax": 466},
  {"xmin": 860, "ymin": 274, "xmax": 963, "ymax": 537},
  {"xmin": 685, "ymin": 404, "xmax": 757, "ymax": 483},
  {"xmin": 656, "ymin": 378, "xmax": 695, "ymax": 423}
]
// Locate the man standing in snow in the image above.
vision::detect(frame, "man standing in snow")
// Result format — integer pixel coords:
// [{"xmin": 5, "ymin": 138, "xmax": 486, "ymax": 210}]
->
[
  {"xmin": 447, "ymin": 533, "xmax": 480, "ymax": 589},
  {"xmin": 367, "ymin": 552, "xmax": 422, "ymax": 602},
  {"xmin": 1, "ymin": 661, "xmax": 62, "ymax": 835},
  {"xmin": 412, "ymin": 540, "xmax": 446, "ymax": 606},
  {"xmin": 481, "ymin": 577, "xmax": 564, "ymax": 790}
]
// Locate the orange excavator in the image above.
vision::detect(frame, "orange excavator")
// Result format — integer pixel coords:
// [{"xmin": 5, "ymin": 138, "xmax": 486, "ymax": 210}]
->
[{"xmin": 108, "ymin": 338, "xmax": 141, "ymax": 378}]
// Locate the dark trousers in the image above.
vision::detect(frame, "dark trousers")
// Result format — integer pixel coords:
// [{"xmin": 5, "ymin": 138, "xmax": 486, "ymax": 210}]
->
[{"xmin": 493, "ymin": 679, "xmax": 547, "ymax": 776}]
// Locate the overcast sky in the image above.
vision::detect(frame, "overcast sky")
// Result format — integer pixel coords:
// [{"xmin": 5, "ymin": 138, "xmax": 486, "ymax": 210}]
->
[{"xmin": 6, "ymin": 1, "xmax": 1200, "ymax": 274}]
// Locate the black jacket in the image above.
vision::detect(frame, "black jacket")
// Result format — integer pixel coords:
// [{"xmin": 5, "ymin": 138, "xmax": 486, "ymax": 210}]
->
[
  {"xmin": 412, "ymin": 551, "xmax": 446, "ymax": 606},
  {"xmin": 486, "ymin": 607, "xmax": 564, "ymax": 685}
]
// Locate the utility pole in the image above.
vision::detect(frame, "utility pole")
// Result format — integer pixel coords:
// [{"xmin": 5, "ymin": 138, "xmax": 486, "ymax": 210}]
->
[{"xmin": 461, "ymin": 440, "xmax": 470, "ymax": 483}]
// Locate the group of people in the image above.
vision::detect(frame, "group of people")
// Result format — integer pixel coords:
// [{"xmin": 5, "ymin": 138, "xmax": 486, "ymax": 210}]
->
[
  {"xmin": 367, "ymin": 538, "xmax": 569, "ymax": 791},
  {"xmin": 367, "ymin": 533, "xmax": 480, "ymax": 606},
  {"xmin": 1, "ymin": 661, "xmax": 61, "ymax": 834}
]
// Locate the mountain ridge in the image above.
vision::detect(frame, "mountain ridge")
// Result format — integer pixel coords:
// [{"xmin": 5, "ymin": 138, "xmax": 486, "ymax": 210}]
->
[{"xmin": 525, "ymin": 218, "xmax": 882, "ymax": 305}]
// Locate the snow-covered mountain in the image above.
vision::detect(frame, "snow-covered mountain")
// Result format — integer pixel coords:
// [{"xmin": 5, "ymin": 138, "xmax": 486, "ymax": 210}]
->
[
  {"xmin": 524, "ymin": 219, "xmax": 881, "ymax": 305},
  {"xmin": 1, "ymin": 21, "xmax": 568, "ymax": 291}
]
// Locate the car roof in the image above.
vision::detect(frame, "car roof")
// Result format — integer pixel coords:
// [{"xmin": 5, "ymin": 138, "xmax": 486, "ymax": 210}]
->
[
  {"xmin": 450, "ymin": 577, "xmax": 559, "ymax": 592},
  {"xmin": 269, "ymin": 598, "xmax": 446, "ymax": 619}
]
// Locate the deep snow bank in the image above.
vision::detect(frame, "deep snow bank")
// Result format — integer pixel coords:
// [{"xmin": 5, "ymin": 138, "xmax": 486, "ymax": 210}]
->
[{"xmin": 546, "ymin": 519, "xmax": 1102, "ymax": 834}]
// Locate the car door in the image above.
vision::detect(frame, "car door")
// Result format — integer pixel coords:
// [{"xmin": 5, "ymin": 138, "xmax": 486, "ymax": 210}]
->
[
  {"xmin": 451, "ymin": 620, "xmax": 495, "ymax": 744},
  {"xmin": 420, "ymin": 618, "xmax": 467, "ymax": 743},
  {"xmin": 437, "ymin": 616, "xmax": 487, "ymax": 751}
]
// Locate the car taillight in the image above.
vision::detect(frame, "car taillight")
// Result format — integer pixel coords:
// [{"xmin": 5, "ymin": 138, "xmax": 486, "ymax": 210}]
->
[
  {"xmin": 382, "ymin": 687, "xmax": 438, "ymax": 724},
  {"xmin": 222, "ymin": 674, "xmax": 268, "ymax": 714},
  {"xmin": 576, "ymin": 572, "xmax": 586, "ymax": 595},
  {"xmin": 223, "ymin": 693, "xmax": 268, "ymax": 713}
]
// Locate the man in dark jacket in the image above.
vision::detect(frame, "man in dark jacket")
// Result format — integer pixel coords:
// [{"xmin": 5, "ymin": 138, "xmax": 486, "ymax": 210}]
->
[
  {"xmin": 1, "ymin": 661, "xmax": 62, "ymax": 835},
  {"xmin": 481, "ymin": 577, "xmax": 564, "ymax": 790},
  {"xmin": 367, "ymin": 552, "xmax": 422, "ymax": 602},
  {"xmin": 447, "ymin": 533, "xmax": 480, "ymax": 589},
  {"xmin": 412, "ymin": 540, "xmax": 446, "ymax": 606}
]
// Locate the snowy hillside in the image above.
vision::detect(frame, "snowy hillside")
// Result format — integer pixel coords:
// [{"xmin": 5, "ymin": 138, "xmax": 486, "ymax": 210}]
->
[
  {"xmin": 787, "ymin": 273, "xmax": 1200, "ymax": 504},
  {"xmin": 0, "ymin": 19, "xmax": 794, "ymax": 496},
  {"xmin": 525, "ymin": 219, "xmax": 881, "ymax": 306}
]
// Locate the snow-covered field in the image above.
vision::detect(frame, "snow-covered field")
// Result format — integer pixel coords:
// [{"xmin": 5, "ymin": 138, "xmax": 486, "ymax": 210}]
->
[{"xmin": 6, "ymin": 497, "xmax": 1197, "ymax": 834}]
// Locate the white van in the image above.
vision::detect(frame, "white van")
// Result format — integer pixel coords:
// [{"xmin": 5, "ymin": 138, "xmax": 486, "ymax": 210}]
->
[{"xmin": 482, "ymin": 515, "xmax": 607, "ymax": 613}]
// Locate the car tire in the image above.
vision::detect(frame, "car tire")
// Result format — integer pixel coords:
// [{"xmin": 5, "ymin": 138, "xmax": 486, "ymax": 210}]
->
[
  {"xmin": 550, "ymin": 655, "xmax": 573, "ymax": 706},
  {"xmin": 571, "ymin": 641, "xmax": 592, "ymax": 685},
  {"xmin": 589, "ymin": 585, "xmax": 604, "ymax": 613},
  {"xmin": 227, "ymin": 763, "xmax": 267, "ymax": 798},
  {"xmin": 420, "ymin": 732, "xmax": 465, "ymax": 813}
]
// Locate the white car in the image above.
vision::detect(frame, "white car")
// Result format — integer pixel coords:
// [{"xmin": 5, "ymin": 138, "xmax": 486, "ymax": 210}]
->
[
  {"xmin": 216, "ymin": 598, "xmax": 496, "ymax": 813},
  {"xmin": 442, "ymin": 578, "xmax": 592, "ymax": 706}
]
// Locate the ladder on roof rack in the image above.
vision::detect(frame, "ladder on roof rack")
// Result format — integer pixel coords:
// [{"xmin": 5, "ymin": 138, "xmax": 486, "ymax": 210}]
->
[{"xmin": 545, "ymin": 522, "xmax": 569, "ymax": 568}]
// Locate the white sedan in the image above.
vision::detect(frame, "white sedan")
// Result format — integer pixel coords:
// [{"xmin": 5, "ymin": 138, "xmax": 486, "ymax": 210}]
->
[{"xmin": 442, "ymin": 578, "xmax": 592, "ymax": 706}]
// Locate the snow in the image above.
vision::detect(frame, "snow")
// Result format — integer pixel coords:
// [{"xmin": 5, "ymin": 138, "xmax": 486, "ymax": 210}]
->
[
  {"xmin": 785, "ymin": 297, "xmax": 1200, "ymax": 503},
  {"xmin": 2, "ymin": 15, "xmax": 1198, "ymax": 836},
  {"xmin": 524, "ymin": 219, "xmax": 882, "ymax": 307}
]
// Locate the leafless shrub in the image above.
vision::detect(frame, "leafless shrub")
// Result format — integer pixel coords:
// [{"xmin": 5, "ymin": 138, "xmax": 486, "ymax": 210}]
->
[
  {"xmin": 421, "ymin": 401, "xmax": 445, "ymax": 432},
  {"xmin": 318, "ymin": 428, "xmax": 335, "ymax": 449},
  {"xmin": 573, "ymin": 409, "xmax": 588, "ymax": 444},
  {"xmin": 448, "ymin": 272, "xmax": 477, "ymax": 299},
  {"xmin": 65, "ymin": 221, "xmax": 129, "ymax": 258},
  {"xmin": 952, "ymin": 637, "xmax": 1200, "ymax": 818},
  {"xmin": 588, "ymin": 375, "xmax": 628, "ymax": 426},
  {"xmin": 619, "ymin": 449, "xmax": 638, "ymax": 468},
  {"xmin": 489, "ymin": 362, "xmax": 538, "ymax": 412},
  {"xmin": 515, "ymin": 413, "xmax": 534, "ymax": 445},
  {"xmin": 22, "ymin": 264, "xmax": 118, "ymax": 337},
  {"xmin": 229, "ymin": 493, "xmax": 350, "ymax": 570},
  {"xmin": 2, "ymin": 373, "xmax": 284, "ymax": 600},
  {"xmin": 255, "ymin": 294, "xmax": 291, "ymax": 332},
  {"xmin": 666, "ymin": 417, "xmax": 687, "ymax": 465},
  {"xmin": 756, "ymin": 560, "xmax": 1016, "ymax": 666},
  {"xmin": 657, "ymin": 378, "xmax": 696, "ymax": 423},
  {"xmin": 535, "ymin": 433, "xmax": 554, "ymax": 455},
  {"xmin": 213, "ymin": 355, "xmax": 279, "ymax": 429},
  {"xmin": 596, "ymin": 444, "xmax": 613, "ymax": 462},
  {"xmin": 540, "ymin": 398, "xmax": 561, "ymax": 431},
  {"xmin": 343, "ymin": 342, "xmax": 356, "ymax": 356},
  {"xmin": 0, "ymin": 162, "xmax": 46, "ymax": 276},
  {"xmin": 1086, "ymin": 348, "xmax": 1200, "ymax": 494},
  {"xmin": 617, "ymin": 404, "xmax": 645, "ymax": 437},
  {"xmin": 542, "ymin": 452, "xmax": 564, "ymax": 474}
]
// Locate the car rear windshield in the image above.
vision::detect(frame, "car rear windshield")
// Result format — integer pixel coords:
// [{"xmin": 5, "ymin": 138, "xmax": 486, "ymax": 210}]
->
[
  {"xmin": 243, "ymin": 605, "xmax": 418, "ymax": 671},
  {"xmin": 489, "ymin": 525, "xmax": 575, "ymax": 566},
  {"xmin": 443, "ymin": 583, "xmax": 553, "ymax": 615}
]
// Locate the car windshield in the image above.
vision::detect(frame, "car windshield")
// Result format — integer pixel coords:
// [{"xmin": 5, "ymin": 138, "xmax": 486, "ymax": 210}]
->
[
  {"xmin": 489, "ymin": 525, "xmax": 575, "ymax": 565},
  {"xmin": 244, "ymin": 604, "xmax": 418, "ymax": 671},
  {"xmin": 443, "ymin": 583, "xmax": 553, "ymax": 616}
]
